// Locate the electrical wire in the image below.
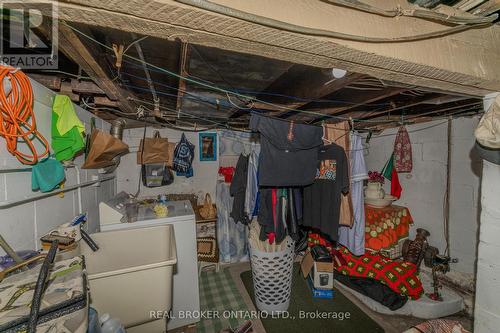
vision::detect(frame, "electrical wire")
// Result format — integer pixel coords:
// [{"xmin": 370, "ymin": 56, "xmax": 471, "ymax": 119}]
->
[
  {"xmin": 134, "ymin": 118, "xmax": 147, "ymax": 198},
  {"xmin": 35, "ymin": 70, "xmax": 91, "ymax": 80},
  {"xmin": 128, "ymin": 96, "xmax": 249, "ymax": 131},
  {"xmin": 175, "ymin": 0, "xmax": 492, "ymax": 43},
  {"xmin": 0, "ymin": 65, "xmax": 49, "ymax": 164},
  {"xmin": 81, "ymin": 98, "xmax": 142, "ymax": 116}
]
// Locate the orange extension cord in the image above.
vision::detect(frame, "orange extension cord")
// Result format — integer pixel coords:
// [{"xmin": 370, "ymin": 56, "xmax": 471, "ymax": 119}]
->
[{"xmin": 0, "ymin": 65, "xmax": 49, "ymax": 165}]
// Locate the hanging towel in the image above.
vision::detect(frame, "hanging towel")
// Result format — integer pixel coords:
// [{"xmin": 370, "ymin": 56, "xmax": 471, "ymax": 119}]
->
[
  {"xmin": 393, "ymin": 126, "xmax": 412, "ymax": 173},
  {"xmin": 339, "ymin": 133, "xmax": 368, "ymax": 255},
  {"xmin": 52, "ymin": 95, "xmax": 85, "ymax": 135},
  {"xmin": 32, "ymin": 157, "xmax": 65, "ymax": 192},
  {"xmin": 51, "ymin": 95, "xmax": 85, "ymax": 161}
]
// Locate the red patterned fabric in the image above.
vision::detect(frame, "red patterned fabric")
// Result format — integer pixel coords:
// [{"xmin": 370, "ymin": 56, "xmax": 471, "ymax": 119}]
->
[
  {"xmin": 394, "ymin": 126, "xmax": 413, "ymax": 173},
  {"xmin": 365, "ymin": 205, "xmax": 413, "ymax": 253},
  {"xmin": 336, "ymin": 246, "xmax": 424, "ymax": 300}
]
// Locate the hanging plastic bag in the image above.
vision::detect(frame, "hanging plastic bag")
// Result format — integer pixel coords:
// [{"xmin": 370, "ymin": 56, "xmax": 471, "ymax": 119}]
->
[
  {"xmin": 141, "ymin": 163, "xmax": 174, "ymax": 187},
  {"xmin": 173, "ymin": 133, "xmax": 195, "ymax": 173}
]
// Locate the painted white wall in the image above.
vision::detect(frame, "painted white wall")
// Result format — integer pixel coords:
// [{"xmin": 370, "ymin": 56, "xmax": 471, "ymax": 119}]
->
[
  {"xmin": 364, "ymin": 116, "xmax": 482, "ymax": 276},
  {"xmin": 0, "ymin": 78, "xmax": 115, "ymax": 255},
  {"xmin": 116, "ymin": 128, "xmax": 219, "ymax": 202},
  {"xmin": 474, "ymin": 93, "xmax": 500, "ymax": 333}
]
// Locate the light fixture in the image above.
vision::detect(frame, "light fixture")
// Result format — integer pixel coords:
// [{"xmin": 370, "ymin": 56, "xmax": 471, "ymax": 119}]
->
[{"xmin": 331, "ymin": 68, "xmax": 347, "ymax": 79}]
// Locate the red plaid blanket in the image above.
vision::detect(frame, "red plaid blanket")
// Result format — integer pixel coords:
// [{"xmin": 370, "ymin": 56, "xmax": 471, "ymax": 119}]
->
[{"xmin": 336, "ymin": 246, "xmax": 424, "ymax": 300}]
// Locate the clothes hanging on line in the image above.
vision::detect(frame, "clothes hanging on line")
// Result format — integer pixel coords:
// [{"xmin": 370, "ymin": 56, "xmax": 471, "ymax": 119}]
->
[
  {"xmin": 230, "ymin": 153, "xmax": 250, "ymax": 225},
  {"xmin": 51, "ymin": 95, "xmax": 85, "ymax": 161},
  {"xmin": 244, "ymin": 143, "xmax": 260, "ymax": 220},
  {"xmin": 338, "ymin": 133, "xmax": 368, "ymax": 256},
  {"xmin": 323, "ymin": 122, "xmax": 354, "ymax": 227},
  {"xmin": 249, "ymin": 113, "xmax": 323, "ymax": 187},
  {"xmin": 257, "ymin": 187, "xmax": 301, "ymax": 243},
  {"xmin": 303, "ymin": 143, "xmax": 350, "ymax": 242}
]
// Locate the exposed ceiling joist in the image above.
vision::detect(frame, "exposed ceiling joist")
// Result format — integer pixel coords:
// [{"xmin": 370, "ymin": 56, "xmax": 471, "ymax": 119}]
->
[
  {"xmin": 351, "ymin": 93, "xmax": 446, "ymax": 120},
  {"xmin": 176, "ymin": 41, "xmax": 191, "ymax": 113},
  {"xmin": 361, "ymin": 99, "xmax": 483, "ymax": 127},
  {"xmin": 295, "ymin": 87, "xmax": 408, "ymax": 122},
  {"xmin": 55, "ymin": 23, "xmax": 137, "ymax": 114},
  {"xmin": 264, "ymin": 72, "xmax": 364, "ymax": 117}
]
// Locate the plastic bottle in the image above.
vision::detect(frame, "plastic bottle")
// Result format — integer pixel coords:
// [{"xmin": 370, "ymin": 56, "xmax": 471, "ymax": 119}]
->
[{"xmin": 100, "ymin": 313, "xmax": 126, "ymax": 333}]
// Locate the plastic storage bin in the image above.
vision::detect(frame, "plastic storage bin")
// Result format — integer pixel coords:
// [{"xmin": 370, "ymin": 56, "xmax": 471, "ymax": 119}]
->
[
  {"xmin": 249, "ymin": 237, "xmax": 295, "ymax": 313},
  {"xmin": 81, "ymin": 225, "xmax": 177, "ymax": 329}
]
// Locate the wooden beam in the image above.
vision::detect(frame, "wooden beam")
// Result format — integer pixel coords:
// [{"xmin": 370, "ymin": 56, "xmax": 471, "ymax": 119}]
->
[
  {"xmin": 262, "ymin": 72, "xmax": 364, "ymax": 117},
  {"xmin": 55, "ymin": 23, "xmax": 137, "ymax": 114},
  {"xmin": 361, "ymin": 99, "xmax": 482, "ymax": 128},
  {"xmin": 293, "ymin": 86, "xmax": 408, "ymax": 122},
  {"xmin": 28, "ymin": 74, "xmax": 62, "ymax": 90},
  {"xmin": 176, "ymin": 41, "xmax": 190, "ymax": 113},
  {"xmin": 71, "ymin": 79, "xmax": 104, "ymax": 94},
  {"xmin": 348, "ymin": 93, "xmax": 446, "ymax": 120}
]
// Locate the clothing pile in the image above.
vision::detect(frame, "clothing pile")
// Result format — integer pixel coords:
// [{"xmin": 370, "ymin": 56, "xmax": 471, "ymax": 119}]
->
[{"xmin": 335, "ymin": 246, "xmax": 424, "ymax": 310}]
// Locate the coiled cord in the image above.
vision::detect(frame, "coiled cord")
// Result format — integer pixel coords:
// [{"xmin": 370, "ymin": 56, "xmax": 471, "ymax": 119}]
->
[{"xmin": 0, "ymin": 65, "xmax": 49, "ymax": 164}]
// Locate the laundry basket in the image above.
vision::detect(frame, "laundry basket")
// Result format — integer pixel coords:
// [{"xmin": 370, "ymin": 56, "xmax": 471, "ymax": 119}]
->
[{"xmin": 249, "ymin": 237, "xmax": 295, "ymax": 313}]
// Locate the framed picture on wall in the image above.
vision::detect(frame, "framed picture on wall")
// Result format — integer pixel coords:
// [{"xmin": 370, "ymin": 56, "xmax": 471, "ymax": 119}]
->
[{"xmin": 199, "ymin": 133, "xmax": 217, "ymax": 161}]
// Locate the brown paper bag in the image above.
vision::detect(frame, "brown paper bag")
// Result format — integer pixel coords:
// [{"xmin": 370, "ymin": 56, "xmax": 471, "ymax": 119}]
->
[
  {"xmin": 137, "ymin": 131, "xmax": 170, "ymax": 164},
  {"xmin": 82, "ymin": 129, "xmax": 129, "ymax": 169}
]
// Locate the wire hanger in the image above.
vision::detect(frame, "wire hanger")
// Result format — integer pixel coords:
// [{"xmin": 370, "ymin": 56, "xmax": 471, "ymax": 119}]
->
[{"xmin": 321, "ymin": 122, "xmax": 333, "ymax": 144}]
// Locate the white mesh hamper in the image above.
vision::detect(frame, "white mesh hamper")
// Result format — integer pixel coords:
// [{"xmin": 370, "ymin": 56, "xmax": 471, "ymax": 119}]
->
[{"xmin": 249, "ymin": 237, "xmax": 295, "ymax": 312}]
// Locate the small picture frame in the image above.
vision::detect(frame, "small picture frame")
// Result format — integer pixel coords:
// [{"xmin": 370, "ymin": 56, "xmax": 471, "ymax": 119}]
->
[{"xmin": 199, "ymin": 133, "xmax": 217, "ymax": 161}]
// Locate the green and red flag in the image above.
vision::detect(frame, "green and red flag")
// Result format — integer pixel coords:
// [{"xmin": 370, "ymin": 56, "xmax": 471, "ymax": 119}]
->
[{"xmin": 382, "ymin": 154, "xmax": 402, "ymax": 199}]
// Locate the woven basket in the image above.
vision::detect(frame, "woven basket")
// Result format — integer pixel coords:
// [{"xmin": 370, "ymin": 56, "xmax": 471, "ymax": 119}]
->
[{"xmin": 199, "ymin": 193, "xmax": 217, "ymax": 220}]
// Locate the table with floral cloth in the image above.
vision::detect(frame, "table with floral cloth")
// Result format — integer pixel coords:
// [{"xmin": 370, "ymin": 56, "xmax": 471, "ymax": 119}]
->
[{"xmin": 365, "ymin": 205, "xmax": 413, "ymax": 259}]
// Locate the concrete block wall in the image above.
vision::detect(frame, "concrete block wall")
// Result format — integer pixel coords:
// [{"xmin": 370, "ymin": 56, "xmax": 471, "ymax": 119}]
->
[
  {"xmin": 474, "ymin": 161, "xmax": 500, "ymax": 332},
  {"xmin": 0, "ymin": 78, "xmax": 115, "ymax": 255},
  {"xmin": 117, "ymin": 128, "xmax": 219, "ymax": 201},
  {"xmin": 474, "ymin": 94, "xmax": 500, "ymax": 333},
  {"xmin": 364, "ymin": 117, "xmax": 481, "ymax": 276}
]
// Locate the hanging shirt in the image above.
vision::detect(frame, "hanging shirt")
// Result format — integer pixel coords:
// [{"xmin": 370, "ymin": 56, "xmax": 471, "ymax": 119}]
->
[
  {"xmin": 339, "ymin": 133, "xmax": 368, "ymax": 255},
  {"xmin": 245, "ymin": 143, "xmax": 260, "ymax": 220},
  {"xmin": 230, "ymin": 154, "xmax": 250, "ymax": 225},
  {"xmin": 303, "ymin": 144, "xmax": 349, "ymax": 241},
  {"xmin": 249, "ymin": 114, "xmax": 323, "ymax": 187}
]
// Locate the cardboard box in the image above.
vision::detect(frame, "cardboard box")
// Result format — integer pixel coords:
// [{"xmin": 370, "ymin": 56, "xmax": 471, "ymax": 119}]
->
[
  {"xmin": 301, "ymin": 250, "xmax": 334, "ymax": 290},
  {"xmin": 306, "ymin": 275, "xmax": 334, "ymax": 299}
]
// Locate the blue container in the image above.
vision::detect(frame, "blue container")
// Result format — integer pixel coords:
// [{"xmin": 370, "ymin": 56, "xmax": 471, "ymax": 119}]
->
[
  {"xmin": 87, "ymin": 307, "xmax": 102, "ymax": 333},
  {"xmin": 307, "ymin": 275, "xmax": 334, "ymax": 299}
]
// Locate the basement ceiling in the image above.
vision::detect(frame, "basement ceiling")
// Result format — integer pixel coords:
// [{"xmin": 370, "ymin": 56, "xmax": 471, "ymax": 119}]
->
[{"xmin": 25, "ymin": 23, "xmax": 484, "ymax": 131}]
